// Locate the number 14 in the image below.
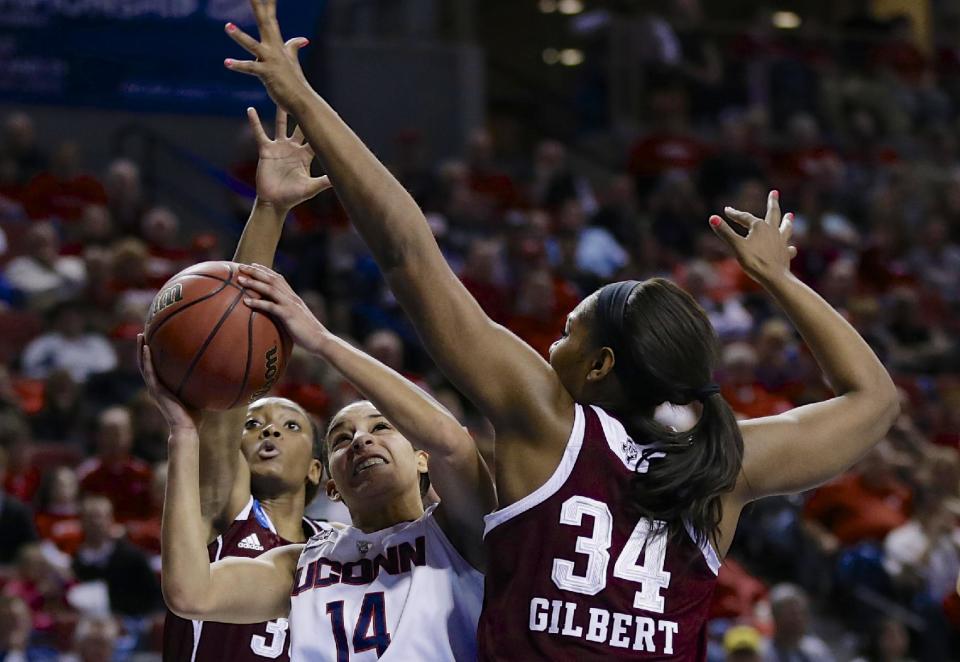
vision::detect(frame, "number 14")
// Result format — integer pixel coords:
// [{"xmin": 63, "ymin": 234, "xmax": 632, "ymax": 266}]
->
[{"xmin": 551, "ymin": 496, "xmax": 671, "ymax": 613}]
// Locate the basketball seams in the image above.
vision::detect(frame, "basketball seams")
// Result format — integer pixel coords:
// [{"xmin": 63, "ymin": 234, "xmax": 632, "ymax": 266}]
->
[
  {"xmin": 145, "ymin": 277, "xmax": 232, "ymax": 344},
  {"xmin": 175, "ymin": 289, "xmax": 245, "ymax": 401},
  {"xmin": 227, "ymin": 307, "xmax": 257, "ymax": 410}
]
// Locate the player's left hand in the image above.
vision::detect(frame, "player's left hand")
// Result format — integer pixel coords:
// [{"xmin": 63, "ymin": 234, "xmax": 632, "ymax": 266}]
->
[
  {"xmin": 237, "ymin": 264, "xmax": 330, "ymax": 355},
  {"xmin": 250, "ymin": 106, "xmax": 331, "ymax": 211},
  {"xmin": 223, "ymin": 1, "xmax": 312, "ymax": 111},
  {"xmin": 710, "ymin": 189, "xmax": 797, "ymax": 287},
  {"xmin": 138, "ymin": 334, "xmax": 199, "ymax": 434}
]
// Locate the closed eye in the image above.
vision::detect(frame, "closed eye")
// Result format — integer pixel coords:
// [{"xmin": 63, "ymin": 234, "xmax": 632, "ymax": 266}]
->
[
  {"xmin": 331, "ymin": 433, "xmax": 350, "ymax": 447},
  {"xmin": 373, "ymin": 422, "xmax": 391, "ymax": 432}
]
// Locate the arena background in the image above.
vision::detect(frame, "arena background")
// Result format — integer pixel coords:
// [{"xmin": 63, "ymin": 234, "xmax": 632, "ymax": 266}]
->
[{"xmin": 1, "ymin": 0, "xmax": 959, "ymax": 660}]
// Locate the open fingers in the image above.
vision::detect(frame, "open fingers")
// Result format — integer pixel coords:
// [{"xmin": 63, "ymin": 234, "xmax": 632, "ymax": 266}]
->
[
  {"xmin": 285, "ymin": 37, "xmax": 310, "ymax": 59},
  {"xmin": 250, "ymin": 0, "xmax": 283, "ymax": 44},
  {"xmin": 766, "ymin": 190, "xmax": 782, "ymax": 227},
  {"xmin": 225, "ymin": 23, "xmax": 263, "ymax": 58},
  {"xmin": 780, "ymin": 212, "xmax": 794, "ymax": 241},
  {"xmin": 224, "ymin": 58, "xmax": 262, "ymax": 77},
  {"xmin": 275, "ymin": 107, "xmax": 288, "ymax": 140},
  {"xmin": 709, "ymin": 215, "xmax": 743, "ymax": 251},
  {"xmin": 290, "ymin": 124, "xmax": 305, "ymax": 144},
  {"xmin": 246, "ymin": 107, "xmax": 270, "ymax": 145},
  {"xmin": 723, "ymin": 206, "xmax": 760, "ymax": 230}
]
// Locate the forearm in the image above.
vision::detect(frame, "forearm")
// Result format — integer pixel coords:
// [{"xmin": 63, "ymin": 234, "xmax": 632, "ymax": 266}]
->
[
  {"xmin": 762, "ymin": 273, "xmax": 895, "ymax": 399},
  {"xmin": 233, "ymin": 199, "xmax": 288, "ymax": 266},
  {"xmin": 161, "ymin": 430, "xmax": 217, "ymax": 614},
  {"xmin": 314, "ymin": 332, "xmax": 465, "ymax": 456},
  {"xmin": 195, "ymin": 410, "xmax": 247, "ymax": 528},
  {"xmin": 287, "ymin": 89, "xmax": 430, "ymax": 271}
]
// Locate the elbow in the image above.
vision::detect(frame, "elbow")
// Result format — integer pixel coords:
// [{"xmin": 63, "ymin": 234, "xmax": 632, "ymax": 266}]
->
[{"xmin": 162, "ymin": 580, "xmax": 209, "ymax": 621}]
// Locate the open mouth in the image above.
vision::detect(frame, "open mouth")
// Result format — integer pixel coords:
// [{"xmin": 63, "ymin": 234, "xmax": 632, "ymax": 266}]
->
[
  {"xmin": 257, "ymin": 441, "xmax": 280, "ymax": 460},
  {"xmin": 353, "ymin": 455, "xmax": 388, "ymax": 476}
]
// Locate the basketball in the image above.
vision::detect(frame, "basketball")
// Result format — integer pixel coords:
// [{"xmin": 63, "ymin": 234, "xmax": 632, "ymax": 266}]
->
[{"xmin": 143, "ymin": 261, "xmax": 291, "ymax": 410}]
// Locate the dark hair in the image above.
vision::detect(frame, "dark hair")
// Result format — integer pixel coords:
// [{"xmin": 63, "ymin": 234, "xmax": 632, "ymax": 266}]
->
[
  {"xmin": 304, "ymin": 415, "xmax": 323, "ymax": 505},
  {"xmin": 322, "ymin": 401, "xmax": 430, "ymax": 498},
  {"xmin": 592, "ymin": 278, "xmax": 743, "ymax": 547}
]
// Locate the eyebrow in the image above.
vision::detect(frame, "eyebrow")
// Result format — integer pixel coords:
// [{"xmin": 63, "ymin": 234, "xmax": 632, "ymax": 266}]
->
[
  {"xmin": 328, "ymin": 413, "xmax": 385, "ymax": 435},
  {"xmin": 247, "ymin": 406, "xmax": 308, "ymax": 423}
]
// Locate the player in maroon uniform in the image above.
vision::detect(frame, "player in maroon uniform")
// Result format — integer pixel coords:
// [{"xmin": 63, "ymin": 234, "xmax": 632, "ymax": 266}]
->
[
  {"xmin": 162, "ymin": 103, "xmax": 330, "ymax": 662},
  {"xmin": 223, "ymin": 4, "xmax": 900, "ymax": 658}
]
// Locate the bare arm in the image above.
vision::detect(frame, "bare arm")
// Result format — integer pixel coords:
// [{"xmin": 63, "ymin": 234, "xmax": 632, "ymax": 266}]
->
[
  {"xmin": 712, "ymin": 194, "xmax": 899, "ymax": 507},
  {"xmin": 223, "ymin": 2, "xmax": 569, "ymax": 443},
  {"xmin": 196, "ymin": 106, "xmax": 332, "ymax": 537},
  {"xmin": 238, "ymin": 264, "xmax": 497, "ymax": 569}
]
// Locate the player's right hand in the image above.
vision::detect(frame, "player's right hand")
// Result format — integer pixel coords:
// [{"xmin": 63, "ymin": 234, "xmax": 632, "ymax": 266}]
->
[
  {"xmin": 237, "ymin": 264, "xmax": 330, "ymax": 355},
  {"xmin": 138, "ymin": 334, "xmax": 199, "ymax": 435},
  {"xmin": 223, "ymin": 1, "xmax": 312, "ymax": 111}
]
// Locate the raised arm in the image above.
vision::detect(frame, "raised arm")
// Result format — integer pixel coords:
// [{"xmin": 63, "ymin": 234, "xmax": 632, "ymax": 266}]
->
[
  {"xmin": 222, "ymin": 1, "xmax": 569, "ymax": 441},
  {"xmin": 237, "ymin": 264, "xmax": 496, "ymax": 569},
  {"xmin": 142, "ymin": 342, "xmax": 299, "ymax": 623},
  {"xmin": 196, "ymin": 106, "xmax": 332, "ymax": 537},
  {"xmin": 712, "ymin": 192, "xmax": 899, "ymax": 507}
]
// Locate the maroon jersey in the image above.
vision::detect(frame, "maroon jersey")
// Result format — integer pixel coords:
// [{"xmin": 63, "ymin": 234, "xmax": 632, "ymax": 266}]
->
[
  {"xmin": 479, "ymin": 404, "xmax": 720, "ymax": 661},
  {"xmin": 163, "ymin": 498, "xmax": 321, "ymax": 662}
]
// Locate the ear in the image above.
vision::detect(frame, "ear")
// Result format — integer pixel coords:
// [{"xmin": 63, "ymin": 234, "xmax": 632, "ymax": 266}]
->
[
  {"xmin": 306, "ymin": 459, "xmax": 323, "ymax": 488},
  {"xmin": 585, "ymin": 346, "xmax": 616, "ymax": 382},
  {"xmin": 415, "ymin": 450, "xmax": 429, "ymax": 475},
  {"xmin": 325, "ymin": 478, "xmax": 341, "ymax": 502}
]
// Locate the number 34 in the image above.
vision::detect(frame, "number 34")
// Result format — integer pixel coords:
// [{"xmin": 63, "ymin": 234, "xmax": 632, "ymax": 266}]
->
[{"xmin": 551, "ymin": 496, "xmax": 671, "ymax": 613}]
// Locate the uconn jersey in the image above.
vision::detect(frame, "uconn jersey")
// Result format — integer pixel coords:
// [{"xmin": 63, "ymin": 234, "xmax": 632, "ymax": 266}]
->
[
  {"xmin": 289, "ymin": 504, "xmax": 483, "ymax": 661},
  {"xmin": 164, "ymin": 498, "xmax": 321, "ymax": 662},
  {"xmin": 479, "ymin": 405, "xmax": 721, "ymax": 661}
]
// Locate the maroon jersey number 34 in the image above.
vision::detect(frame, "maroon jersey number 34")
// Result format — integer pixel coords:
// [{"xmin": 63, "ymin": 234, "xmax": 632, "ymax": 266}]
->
[
  {"xmin": 164, "ymin": 498, "xmax": 321, "ymax": 661},
  {"xmin": 479, "ymin": 404, "xmax": 721, "ymax": 661}
]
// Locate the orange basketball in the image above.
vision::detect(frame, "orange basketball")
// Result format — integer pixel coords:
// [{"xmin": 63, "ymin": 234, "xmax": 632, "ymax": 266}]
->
[{"xmin": 143, "ymin": 261, "xmax": 291, "ymax": 410}]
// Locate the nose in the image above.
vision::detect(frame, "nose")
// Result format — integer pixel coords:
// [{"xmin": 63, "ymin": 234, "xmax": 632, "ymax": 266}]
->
[
  {"xmin": 260, "ymin": 427, "xmax": 280, "ymax": 439},
  {"xmin": 351, "ymin": 434, "xmax": 373, "ymax": 451}
]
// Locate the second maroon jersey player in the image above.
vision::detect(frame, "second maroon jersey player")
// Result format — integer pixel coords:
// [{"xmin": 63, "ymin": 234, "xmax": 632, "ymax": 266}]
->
[
  {"xmin": 163, "ymin": 498, "xmax": 321, "ymax": 662},
  {"xmin": 479, "ymin": 405, "xmax": 718, "ymax": 660}
]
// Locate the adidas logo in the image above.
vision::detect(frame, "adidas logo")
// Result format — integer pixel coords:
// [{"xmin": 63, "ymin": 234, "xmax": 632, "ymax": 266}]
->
[{"xmin": 238, "ymin": 534, "xmax": 264, "ymax": 551}]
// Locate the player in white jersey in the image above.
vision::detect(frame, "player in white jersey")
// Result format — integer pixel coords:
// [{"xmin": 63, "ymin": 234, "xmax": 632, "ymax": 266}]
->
[{"xmin": 148, "ymin": 264, "xmax": 495, "ymax": 661}]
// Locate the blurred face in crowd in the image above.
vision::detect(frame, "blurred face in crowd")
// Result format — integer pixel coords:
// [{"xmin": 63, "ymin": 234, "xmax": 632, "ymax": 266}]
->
[
  {"xmin": 97, "ymin": 407, "xmax": 133, "ymax": 459},
  {"xmin": 0, "ymin": 595, "xmax": 31, "ymax": 648},
  {"xmin": 771, "ymin": 592, "xmax": 809, "ymax": 645},
  {"xmin": 4, "ymin": 112, "xmax": 35, "ymax": 153},
  {"xmin": 75, "ymin": 617, "xmax": 119, "ymax": 662},
  {"xmin": 141, "ymin": 206, "xmax": 179, "ymax": 247},
  {"xmin": 242, "ymin": 398, "xmax": 321, "ymax": 501},
  {"xmin": 79, "ymin": 205, "xmax": 113, "ymax": 243},
  {"xmin": 876, "ymin": 618, "xmax": 909, "ymax": 660},
  {"xmin": 27, "ymin": 222, "xmax": 59, "ymax": 265},
  {"xmin": 51, "ymin": 466, "xmax": 79, "ymax": 507},
  {"xmin": 80, "ymin": 497, "xmax": 116, "ymax": 545},
  {"xmin": 723, "ymin": 343, "xmax": 758, "ymax": 386},
  {"xmin": 364, "ymin": 330, "xmax": 404, "ymax": 373},
  {"xmin": 324, "ymin": 401, "xmax": 428, "ymax": 510}
]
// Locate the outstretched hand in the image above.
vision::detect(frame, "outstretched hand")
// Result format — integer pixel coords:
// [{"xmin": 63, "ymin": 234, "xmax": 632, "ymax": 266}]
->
[
  {"xmin": 237, "ymin": 264, "xmax": 329, "ymax": 355},
  {"xmin": 138, "ymin": 334, "xmax": 199, "ymax": 434},
  {"xmin": 709, "ymin": 190, "xmax": 797, "ymax": 286},
  {"xmin": 224, "ymin": 1, "xmax": 312, "ymax": 110},
  {"xmin": 248, "ymin": 106, "xmax": 331, "ymax": 211}
]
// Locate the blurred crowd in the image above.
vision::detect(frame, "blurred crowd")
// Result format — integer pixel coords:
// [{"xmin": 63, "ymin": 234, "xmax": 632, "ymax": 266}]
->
[{"xmin": 2, "ymin": 3, "xmax": 960, "ymax": 661}]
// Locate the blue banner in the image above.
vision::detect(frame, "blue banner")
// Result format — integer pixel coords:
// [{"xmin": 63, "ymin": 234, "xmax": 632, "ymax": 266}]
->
[{"xmin": 0, "ymin": 0, "xmax": 326, "ymax": 114}]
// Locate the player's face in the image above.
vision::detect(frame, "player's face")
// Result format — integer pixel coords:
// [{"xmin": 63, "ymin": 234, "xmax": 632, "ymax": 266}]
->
[
  {"xmin": 548, "ymin": 295, "xmax": 597, "ymax": 401},
  {"xmin": 324, "ymin": 401, "xmax": 428, "ymax": 508},
  {"xmin": 242, "ymin": 398, "xmax": 320, "ymax": 496}
]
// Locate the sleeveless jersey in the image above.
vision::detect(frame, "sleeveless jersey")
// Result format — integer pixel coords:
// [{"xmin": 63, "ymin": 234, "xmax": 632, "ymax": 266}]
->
[
  {"xmin": 479, "ymin": 404, "xmax": 721, "ymax": 661},
  {"xmin": 164, "ymin": 498, "xmax": 322, "ymax": 662},
  {"xmin": 289, "ymin": 503, "xmax": 483, "ymax": 661}
]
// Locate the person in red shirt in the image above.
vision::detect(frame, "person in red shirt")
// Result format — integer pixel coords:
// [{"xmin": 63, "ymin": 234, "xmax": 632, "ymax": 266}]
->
[
  {"xmin": 23, "ymin": 141, "xmax": 107, "ymax": 222},
  {"xmin": 459, "ymin": 238, "xmax": 509, "ymax": 323},
  {"xmin": 804, "ymin": 446, "xmax": 912, "ymax": 549},
  {"xmin": 720, "ymin": 342, "xmax": 793, "ymax": 419},
  {"xmin": 33, "ymin": 466, "xmax": 82, "ymax": 552},
  {"xmin": 76, "ymin": 406, "xmax": 152, "ymax": 522},
  {"xmin": 507, "ymin": 268, "xmax": 579, "ymax": 359},
  {"xmin": 0, "ymin": 413, "xmax": 40, "ymax": 502},
  {"xmin": 466, "ymin": 129, "xmax": 522, "ymax": 213}
]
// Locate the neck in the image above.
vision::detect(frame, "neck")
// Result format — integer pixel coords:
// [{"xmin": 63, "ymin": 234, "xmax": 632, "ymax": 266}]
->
[
  {"xmin": 349, "ymin": 487, "xmax": 425, "ymax": 534},
  {"xmin": 259, "ymin": 491, "xmax": 307, "ymax": 542}
]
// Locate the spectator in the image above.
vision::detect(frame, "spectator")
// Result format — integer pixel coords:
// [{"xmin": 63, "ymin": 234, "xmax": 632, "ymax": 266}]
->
[
  {"xmin": 3, "ymin": 222, "xmax": 85, "ymax": 310},
  {"xmin": 850, "ymin": 617, "xmax": 914, "ymax": 662},
  {"xmin": 804, "ymin": 445, "xmax": 912, "ymax": 549},
  {"xmin": 724, "ymin": 625, "xmax": 764, "ymax": 662},
  {"xmin": 4, "ymin": 543, "xmax": 72, "ymax": 635},
  {"xmin": 720, "ymin": 343, "xmax": 793, "ymax": 419},
  {"xmin": 0, "ymin": 413, "xmax": 40, "ymax": 503},
  {"xmin": 459, "ymin": 237, "xmax": 509, "ymax": 323},
  {"xmin": 23, "ymin": 141, "xmax": 107, "ymax": 222},
  {"xmin": 140, "ymin": 205, "xmax": 190, "ymax": 283},
  {"xmin": 61, "ymin": 615, "xmax": 120, "ymax": 662},
  {"xmin": 3, "ymin": 112, "xmax": 46, "ymax": 184},
  {"xmin": 60, "ymin": 204, "xmax": 115, "ymax": 256},
  {"xmin": 76, "ymin": 407, "xmax": 152, "ymax": 522},
  {"xmin": 762, "ymin": 584, "xmax": 835, "ymax": 662},
  {"xmin": 102, "ymin": 158, "xmax": 145, "ymax": 234},
  {"xmin": 507, "ymin": 267, "xmax": 575, "ymax": 359},
  {"xmin": 555, "ymin": 198, "xmax": 628, "ymax": 282},
  {"xmin": 30, "ymin": 369, "xmax": 89, "ymax": 444},
  {"xmin": 20, "ymin": 301, "xmax": 117, "ymax": 384},
  {"xmin": 0, "ymin": 445, "xmax": 38, "ymax": 565},
  {"xmin": 0, "ymin": 594, "xmax": 58, "ymax": 661},
  {"xmin": 465, "ymin": 128, "xmax": 521, "ymax": 213},
  {"xmin": 681, "ymin": 260, "xmax": 753, "ymax": 341},
  {"xmin": 71, "ymin": 496, "xmax": 160, "ymax": 618},
  {"xmin": 33, "ymin": 466, "xmax": 82, "ymax": 554}
]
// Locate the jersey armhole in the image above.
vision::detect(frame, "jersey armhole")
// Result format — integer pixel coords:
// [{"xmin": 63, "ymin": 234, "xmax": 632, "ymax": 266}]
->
[
  {"xmin": 425, "ymin": 507, "xmax": 485, "ymax": 580},
  {"xmin": 482, "ymin": 404, "xmax": 585, "ymax": 537}
]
